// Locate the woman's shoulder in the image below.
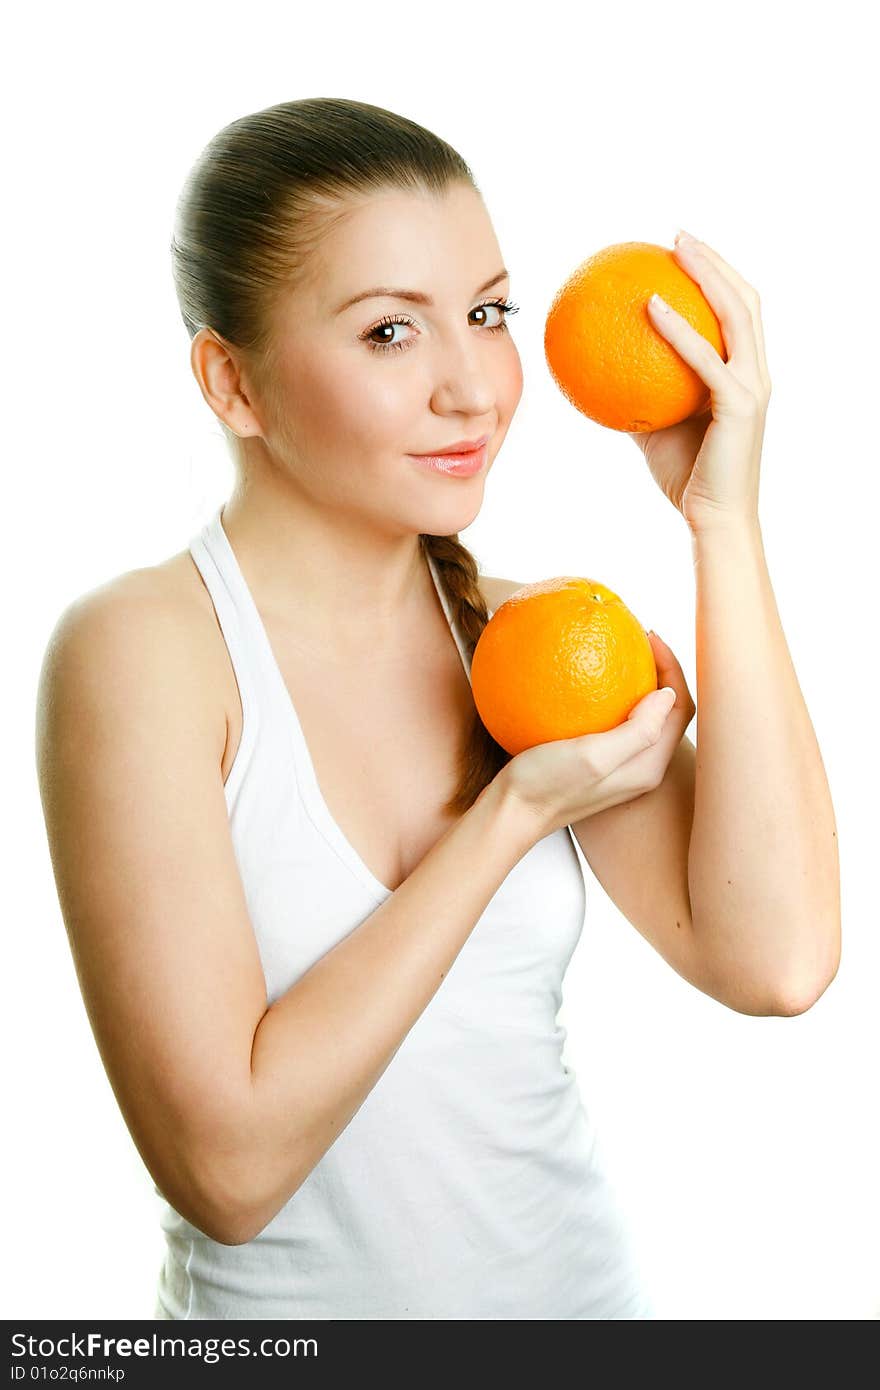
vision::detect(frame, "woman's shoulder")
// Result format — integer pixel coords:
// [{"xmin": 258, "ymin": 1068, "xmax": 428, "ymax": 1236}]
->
[
  {"xmin": 41, "ymin": 548, "xmax": 232, "ymax": 752},
  {"xmin": 51, "ymin": 544, "xmax": 209, "ymax": 621}
]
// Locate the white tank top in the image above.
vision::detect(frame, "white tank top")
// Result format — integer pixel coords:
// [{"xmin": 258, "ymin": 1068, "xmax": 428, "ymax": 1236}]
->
[{"xmin": 153, "ymin": 503, "xmax": 654, "ymax": 1320}]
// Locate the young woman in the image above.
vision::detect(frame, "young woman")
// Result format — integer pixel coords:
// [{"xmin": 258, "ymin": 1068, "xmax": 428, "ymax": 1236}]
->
[{"xmin": 35, "ymin": 97, "xmax": 839, "ymax": 1321}]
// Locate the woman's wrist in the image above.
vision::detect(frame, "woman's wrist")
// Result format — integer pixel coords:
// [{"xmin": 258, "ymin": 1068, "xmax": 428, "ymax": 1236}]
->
[{"xmin": 478, "ymin": 765, "xmax": 550, "ymax": 851}]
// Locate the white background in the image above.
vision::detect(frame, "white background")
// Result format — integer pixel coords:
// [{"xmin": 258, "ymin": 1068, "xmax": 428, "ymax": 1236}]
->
[{"xmin": 5, "ymin": 0, "xmax": 877, "ymax": 1321}]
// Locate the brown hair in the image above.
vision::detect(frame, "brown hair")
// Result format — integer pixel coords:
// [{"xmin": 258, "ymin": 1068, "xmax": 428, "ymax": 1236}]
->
[{"xmin": 170, "ymin": 96, "xmax": 513, "ymax": 815}]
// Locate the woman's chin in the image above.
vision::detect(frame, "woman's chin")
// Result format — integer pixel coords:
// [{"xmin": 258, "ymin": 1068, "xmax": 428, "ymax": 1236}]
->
[{"xmin": 420, "ymin": 490, "xmax": 485, "ymax": 536}]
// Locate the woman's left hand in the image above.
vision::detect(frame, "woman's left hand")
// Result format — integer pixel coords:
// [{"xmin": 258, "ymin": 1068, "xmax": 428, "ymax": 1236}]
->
[{"xmin": 627, "ymin": 231, "xmax": 772, "ymax": 535}]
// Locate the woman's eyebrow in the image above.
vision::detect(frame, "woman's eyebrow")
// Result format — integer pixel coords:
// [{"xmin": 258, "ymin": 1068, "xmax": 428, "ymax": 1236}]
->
[{"xmin": 334, "ymin": 270, "xmax": 509, "ymax": 315}]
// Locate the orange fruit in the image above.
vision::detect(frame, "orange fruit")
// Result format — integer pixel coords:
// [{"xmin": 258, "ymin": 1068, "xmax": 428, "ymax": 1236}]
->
[
  {"xmin": 544, "ymin": 241, "xmax": 727, "ymax": 432},
  {"xmin": 471, "ymin": 578, "xmax": 657, "ymax": 756}
]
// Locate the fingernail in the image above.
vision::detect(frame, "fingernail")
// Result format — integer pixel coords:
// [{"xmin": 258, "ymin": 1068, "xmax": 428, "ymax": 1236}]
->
[{"xmin": 675, "ymin": 228, "xmax": 696, "ymax": 245}]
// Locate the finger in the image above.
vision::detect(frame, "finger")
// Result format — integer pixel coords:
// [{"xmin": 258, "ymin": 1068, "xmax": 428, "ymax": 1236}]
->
[
  {"xmin": 648, "ymin": 632, "xmax": 696, "ymax": 718},
  {"xmin": 612, "ymin": 699, "xmax": 687, "ymax": 786},
  {"xmin": 673, "ymin": 232, "xmax": 771, "ymax": 394},
  {"xmin": 676, "ymin": 230, "xmax": 759, "ymax": 311},
  {"xmin": 646, "ymin": 290, "xmax": 737, "ymax": 404},
  {"xmin": 647, "ymin": 629, "xmax": 686, "ymax": 686},
  {"xmin": 666, "ymin": 237, "xmax": 756, "ymax": 377},
  {"xmin": 582, "ymin": 686, "xmax": 677, "ymax": 778}
]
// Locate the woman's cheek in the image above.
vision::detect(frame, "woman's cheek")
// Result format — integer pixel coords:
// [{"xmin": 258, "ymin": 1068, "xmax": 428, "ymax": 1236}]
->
[{"xmin": 499, "ymin": 346, "xmax": 524, "ymax": 420}]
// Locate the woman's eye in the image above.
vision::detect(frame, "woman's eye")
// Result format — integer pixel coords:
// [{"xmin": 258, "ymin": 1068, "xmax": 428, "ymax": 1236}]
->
[
  {"xmin": 364, "ymin": 318, "xmax": 416, "ymax": 353},
  {"xmin": 470, "ymin": 301, "xmax": 509, "ymax": 330},
  {"xmin": 362, "ymin": 299, "xmax": 519, "ymax": 356}
]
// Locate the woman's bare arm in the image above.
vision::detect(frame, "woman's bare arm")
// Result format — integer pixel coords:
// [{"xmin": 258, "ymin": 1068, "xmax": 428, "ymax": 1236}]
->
[
  {"xmin": 35, "ymin": 587, "xmax": 540, "ymax": 1246},
  {"xmin": 240, "ymin": 772, "xmax": 534, "ymax": 1242}
]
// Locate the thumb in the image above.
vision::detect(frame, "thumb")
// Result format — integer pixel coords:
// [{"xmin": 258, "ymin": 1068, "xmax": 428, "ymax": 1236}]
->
[
  {"xmin": 587, "ymin": 684, "xmax": 677, "ymax": 769},
  {"xmin": 627, "ymin": 685, "xmax": 677, "ymax": 724}
]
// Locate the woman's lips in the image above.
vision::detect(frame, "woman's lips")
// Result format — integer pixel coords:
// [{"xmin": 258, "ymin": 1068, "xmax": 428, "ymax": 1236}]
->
[{"xmin": 407, "ymin": 439, "xmax": 489, "ymax": 477}]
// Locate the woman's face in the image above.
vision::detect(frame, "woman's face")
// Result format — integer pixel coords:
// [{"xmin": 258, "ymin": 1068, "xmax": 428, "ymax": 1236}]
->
[{"xmin": 255, "ymin": 182, "xmax": 524, "ymax": 540}]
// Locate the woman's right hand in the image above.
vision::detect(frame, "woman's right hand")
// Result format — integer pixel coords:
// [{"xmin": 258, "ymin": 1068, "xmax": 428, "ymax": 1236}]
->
[{"xmin": 497, "ymin": 632, "xmax": 696, "ymax": 837}]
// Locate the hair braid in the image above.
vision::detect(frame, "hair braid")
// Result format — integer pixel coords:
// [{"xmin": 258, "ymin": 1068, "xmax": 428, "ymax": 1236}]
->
[{"xmin": 419, "ymin": 533, "xmax": 513, "ymax": 815}]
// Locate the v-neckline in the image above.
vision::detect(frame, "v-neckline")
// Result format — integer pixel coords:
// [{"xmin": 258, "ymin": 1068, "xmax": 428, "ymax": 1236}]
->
[{"xmin": 211, "ymin": 505, "xmax": 480, "ymax": 901}]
